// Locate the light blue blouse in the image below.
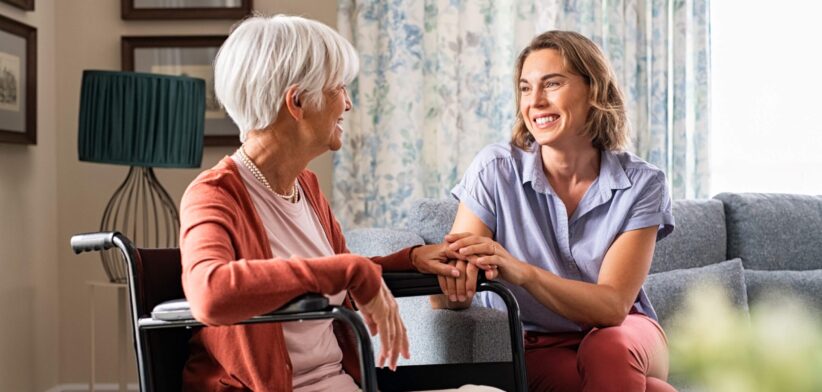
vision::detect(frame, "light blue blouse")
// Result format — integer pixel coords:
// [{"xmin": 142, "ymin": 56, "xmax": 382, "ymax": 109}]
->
[{"xmin": 452, "ymin": 143, "xmax": 674, "ymax": 333}]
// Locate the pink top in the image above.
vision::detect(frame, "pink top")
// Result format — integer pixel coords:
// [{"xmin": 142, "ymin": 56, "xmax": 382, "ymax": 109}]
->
[
  {"xmin": 233, "ymin": 154, "xmax": 358, "ymax": 392},
  {"xmin": 180, "ymin": 156, "xmax": 413, "ymax": 391}
]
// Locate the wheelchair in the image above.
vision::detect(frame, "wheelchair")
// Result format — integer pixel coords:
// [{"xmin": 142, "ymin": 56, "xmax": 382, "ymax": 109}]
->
[{"xmin": 71, "ymin": 232, "xmax": 527, "ymax": 391}]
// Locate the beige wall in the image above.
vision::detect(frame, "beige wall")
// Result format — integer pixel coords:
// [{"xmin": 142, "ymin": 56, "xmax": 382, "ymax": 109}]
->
[
  {"xmin": 0, "ymin": 0, "xmax": 335, "ymax": 389},
  {"xmin": 0, "ymin": 0, "xmax": 59, "ymax": 391}
]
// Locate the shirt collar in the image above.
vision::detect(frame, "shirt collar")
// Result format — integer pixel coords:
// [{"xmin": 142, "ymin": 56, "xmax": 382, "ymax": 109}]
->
[
  {"xmin": 520, "ymin": 145, "xmax": 631, "ymax": 195},
  {"xmin": 597, "ymin": 150, "xmax": 632, "ymax": 196},
  {"xmin": 520, "ymin": 144, "xmax": 552, "ymax": 194}
]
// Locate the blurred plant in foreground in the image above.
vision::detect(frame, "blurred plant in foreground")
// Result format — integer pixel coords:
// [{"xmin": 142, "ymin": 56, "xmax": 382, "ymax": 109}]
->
[{"xmin": 668, "ymin": 284, "xmax": 822, "ymax": 391}]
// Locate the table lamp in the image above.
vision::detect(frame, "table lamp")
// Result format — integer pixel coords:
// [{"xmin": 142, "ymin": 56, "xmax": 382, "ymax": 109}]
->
[{"xmin": 78, "ymin": 70, "xmax": 205, "ymax": 282}]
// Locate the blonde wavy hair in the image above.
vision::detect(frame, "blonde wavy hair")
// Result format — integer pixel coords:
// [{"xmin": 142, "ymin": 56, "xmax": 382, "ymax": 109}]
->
[{"xmin": 511, "ymin": 31, "xmax": 628, "ymax": 151}]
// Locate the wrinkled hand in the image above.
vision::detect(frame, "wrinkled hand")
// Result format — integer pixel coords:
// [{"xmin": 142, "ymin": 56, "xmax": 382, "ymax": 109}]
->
[
  {"xmin": 358, "ymin": 279, "xmax": 410, "ymax": 370},
  {"xmin": 446, "ymin": 233, "xmax": 533, "ymax": 285},
  {"xmin": 412, "ymin": 242, "xmax": 478, "ymax": 303}
]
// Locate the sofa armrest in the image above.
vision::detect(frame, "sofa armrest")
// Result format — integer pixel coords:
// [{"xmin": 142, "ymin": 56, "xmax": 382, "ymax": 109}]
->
[
  {"xmin": 371, "ymin": 296, "xmax": 511, "ymax": 365},
  {"xmin": 376, "ymin": 272, "xmax": 515, "ymax": 365},
  {"xmin": 349, "ymin": 231, "xmax": 520, "ymax": 369}
]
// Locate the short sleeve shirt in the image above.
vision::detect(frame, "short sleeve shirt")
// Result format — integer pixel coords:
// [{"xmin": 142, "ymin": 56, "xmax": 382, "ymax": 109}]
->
[{"xmin": 451, "ymin": 143, "xmax": 675, "ymax": 333}]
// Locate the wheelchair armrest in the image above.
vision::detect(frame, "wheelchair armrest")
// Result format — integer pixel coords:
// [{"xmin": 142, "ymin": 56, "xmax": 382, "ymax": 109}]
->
[
  {"xmin": 151, "ymin": 299, "xmax": 194, "ymax": 321},
  {"xmin": 382, "ymin": 271, "xmax": 490, "ymax": 297},
  {"xmin": 151, "ymin": 294, "xmax": 330, "ymax": 322},
  {"xmin": 382, "ymin": 272, "xmax": 441, "ymax": 297},
  {"xmin": 266, "ymin": 294, "xmax": 329, "ymax": 315},
  {"xmin": 379, "ymin": 272, "xmax": 526, "ymax": 391},
  {"xmin": 141, "ymin": 293, "xmax": 379, "ymax": 391}
]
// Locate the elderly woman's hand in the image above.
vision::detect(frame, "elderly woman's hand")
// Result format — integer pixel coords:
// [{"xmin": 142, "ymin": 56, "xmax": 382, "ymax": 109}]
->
[
  {"xmin": 412, "ymin": 243, "xmax": 479, "ymax": 304},
  {"xmin": 446, "ymin": 233, "xmax": 534, "ymax": 286},
  {"xmin": 358, "ymin": 279, "xmax": 410, "ymax": 371}
]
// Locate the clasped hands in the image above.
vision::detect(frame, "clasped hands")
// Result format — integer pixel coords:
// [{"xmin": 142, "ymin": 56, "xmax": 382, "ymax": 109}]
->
[
  {"xmin": 359, "ymin": 236, "xmax": 529, "ymax": 371},
  {"xmin": 412, "ymin": 233, "xmax": 532, "ymax": 306}
]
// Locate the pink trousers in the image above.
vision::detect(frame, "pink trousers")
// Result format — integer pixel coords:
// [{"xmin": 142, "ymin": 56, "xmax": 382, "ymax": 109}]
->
[{"xmin": 524, "ymin": 313, "xmax": 676, "ymax": 392}]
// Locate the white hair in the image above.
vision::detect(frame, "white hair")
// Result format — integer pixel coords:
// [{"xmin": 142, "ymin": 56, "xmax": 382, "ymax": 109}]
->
[{"xmin": 214, "ymin": 14, "xmax": 359, "ymax": 141}]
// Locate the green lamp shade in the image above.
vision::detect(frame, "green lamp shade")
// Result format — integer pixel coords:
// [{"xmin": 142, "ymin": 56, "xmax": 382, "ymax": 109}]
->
[{"xmin": 78, "ymin": 70, "xmax": 205, "ymax": 168}]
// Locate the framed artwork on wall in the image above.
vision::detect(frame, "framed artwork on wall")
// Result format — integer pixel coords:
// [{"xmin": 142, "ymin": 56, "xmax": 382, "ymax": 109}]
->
[
  {"xmin": 122, "ymin": 35, "xmax": 239, "ymax": 146},
  {"xmin": 0, "ymin": 0, "xmax": 34, "ymax": 11},
  {"xmin": 0, "ymin": 14, "xmax": 36, "ymax": 144},
  {"xmin": 121, "ymin": 0, "xmax": 252, "ymax": 20}
]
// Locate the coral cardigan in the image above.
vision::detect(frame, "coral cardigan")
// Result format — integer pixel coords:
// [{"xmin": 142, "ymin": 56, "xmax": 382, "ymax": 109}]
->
[{"xmin": 179, "ymin": 157, "xmax": 414, "ymax": 391}]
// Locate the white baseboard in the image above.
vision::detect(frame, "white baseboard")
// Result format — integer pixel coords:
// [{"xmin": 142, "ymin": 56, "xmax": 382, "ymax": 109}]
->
[{"xmin": 45, "ymin": 383, "xmax": 139, "ymax": 392}]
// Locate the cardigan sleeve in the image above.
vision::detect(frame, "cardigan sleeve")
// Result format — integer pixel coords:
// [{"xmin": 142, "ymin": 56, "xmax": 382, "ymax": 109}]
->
[
  {"xmin": 300, "ymin": 170, "xmax": 416, "ymax": 271},
  {"xmin": 326, "ymin": 208, "xmax": 415, "ymax": 271},
  {"xmin": 179, "ymin": 181, "xmax": 383, "ymax": 326}
]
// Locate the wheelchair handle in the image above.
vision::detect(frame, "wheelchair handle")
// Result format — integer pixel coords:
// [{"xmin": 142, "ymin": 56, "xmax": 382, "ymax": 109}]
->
[{"xmin": 70, "ymin": 231, "xmax": 120, "ymax": 254}]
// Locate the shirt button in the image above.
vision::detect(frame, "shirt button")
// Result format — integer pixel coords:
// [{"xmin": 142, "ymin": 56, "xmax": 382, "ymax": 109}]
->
[{"xmin": 568, "ymin": 263, "xmax": 577, "ymax": 270}]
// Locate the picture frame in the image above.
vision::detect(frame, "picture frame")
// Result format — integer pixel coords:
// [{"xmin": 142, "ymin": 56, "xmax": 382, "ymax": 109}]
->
[
  {"xmin": 0, "ymin": 14, "xmax": 36, "ymax": 144},
  {"xmin": 121, "ymin": 0, "xmax": 251, "ymax": 20},
  {"xmin": 0, "ymin": 0, "xmax": 34, "ymax": 11},
  {"xmin": 122, "ymin": 35, "xmax": 239, "ymax": 146}
]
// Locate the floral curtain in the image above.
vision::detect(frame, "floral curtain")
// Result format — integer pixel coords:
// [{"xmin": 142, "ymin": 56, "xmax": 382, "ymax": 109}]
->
[{"xmin": 335, "ymin": 0, "xmax": 710, "ymax": 229}]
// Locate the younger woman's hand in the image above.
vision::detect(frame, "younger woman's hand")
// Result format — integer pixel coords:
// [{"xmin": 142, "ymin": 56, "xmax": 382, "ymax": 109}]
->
[
  {"xmin": 412, "ymin": 242, "xmax": 477, "ymax": 304},
  {"xmin": 410, "ymin": 242, "xmax": 462, "ymax": 278},
  {"xmin": 446, "ymin": 233, "xmax": 533, "ymax": 286},
  {"xmin": 358, "ymin": 279, "xmax": 410, "ymax": 370}
]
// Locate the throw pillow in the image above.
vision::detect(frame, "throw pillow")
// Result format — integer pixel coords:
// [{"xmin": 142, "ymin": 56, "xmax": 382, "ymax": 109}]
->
[
  {"xmin": 644, "ymin": 258, "xmax": 748, "ymax": 330},
  {"xmin": 745, "ymin": 269, "xmax": 822, "ymax": 312}
]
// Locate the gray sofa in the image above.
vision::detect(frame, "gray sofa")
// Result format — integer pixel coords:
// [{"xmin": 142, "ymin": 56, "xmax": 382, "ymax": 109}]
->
[{"xmin": 346, "ymin": 192, "xmax": 822, "ymax": 389}]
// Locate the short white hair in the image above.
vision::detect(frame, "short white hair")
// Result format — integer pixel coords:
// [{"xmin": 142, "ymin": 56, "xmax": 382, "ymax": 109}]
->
[{"xmin": 214, "ymin": 14, "xmax": 359, "ymax": 141}]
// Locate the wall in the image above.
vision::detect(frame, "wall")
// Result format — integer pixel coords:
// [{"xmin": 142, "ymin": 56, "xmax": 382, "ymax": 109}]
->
[
  {"xmin": 0, "ymin": 0, "xmax": 59, "ymax": 391},
  {"xmin": 54, "ymin": 0, "xmax": 338, "ymax": 387}
]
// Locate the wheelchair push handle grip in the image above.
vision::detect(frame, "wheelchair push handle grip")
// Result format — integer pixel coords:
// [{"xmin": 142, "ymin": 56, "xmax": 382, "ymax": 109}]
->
[{"xmin": 70, "ymin": 232, "xmax": 120, "ymax": 254}]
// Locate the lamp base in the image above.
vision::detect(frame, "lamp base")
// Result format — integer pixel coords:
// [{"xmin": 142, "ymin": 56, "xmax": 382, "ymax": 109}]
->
[{"xmin": 100, "ymin": 166, "xmax": 179, "ymax": 283}]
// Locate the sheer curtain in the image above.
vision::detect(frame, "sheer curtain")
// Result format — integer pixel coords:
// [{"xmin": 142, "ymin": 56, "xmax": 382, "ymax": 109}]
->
[{"xmin": 335, "ymin": 0, "xmax": 710, "ymax": 229}]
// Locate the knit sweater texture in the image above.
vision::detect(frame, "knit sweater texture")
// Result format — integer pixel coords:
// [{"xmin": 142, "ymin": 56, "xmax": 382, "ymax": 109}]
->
[{"xmin": 180, "ymin": 157, "xmax": 413, "ymax": 391}]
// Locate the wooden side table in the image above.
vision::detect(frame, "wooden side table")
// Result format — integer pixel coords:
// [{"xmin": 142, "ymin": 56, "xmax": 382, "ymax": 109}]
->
[{"xmin": 87, "ymin": 281, "xmax": 129, "ymax": 392}]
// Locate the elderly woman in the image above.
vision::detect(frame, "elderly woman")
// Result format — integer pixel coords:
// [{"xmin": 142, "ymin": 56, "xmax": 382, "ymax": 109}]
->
[
  {"xmin": 439, "ymin": 31, "xmax": 677, "ymax": 392},
  {"xmin": 179, "ymin": 15, "xmax": 462, "ymax": 391}
]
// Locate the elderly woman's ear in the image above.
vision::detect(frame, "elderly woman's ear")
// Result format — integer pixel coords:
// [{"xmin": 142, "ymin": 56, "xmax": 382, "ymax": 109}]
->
[{"xmin": 284, "ymin": 84, "xmax": 303, "ymax": 119}]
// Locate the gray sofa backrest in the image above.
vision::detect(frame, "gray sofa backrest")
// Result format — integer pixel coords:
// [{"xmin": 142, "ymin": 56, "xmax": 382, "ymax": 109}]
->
[
  {"xmin": 714, "ymin": 192, "xmax": 822, "ymax": 271},
  {"xmin": 400, "ymin": 193, "xmax": 822, "ymax": 274},
  {"xmin": 651, "ymin": 199, "xmax": 727, "ymax": 273},
  {"xmin": 406, "ymin": 198, "xmax": 459, "ymax": 244},
  {"xmin": 405, "ymin": 197, "xmax": 730, "ymax": 275}
]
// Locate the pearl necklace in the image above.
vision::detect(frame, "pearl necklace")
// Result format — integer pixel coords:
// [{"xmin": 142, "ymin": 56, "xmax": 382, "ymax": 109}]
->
[{"xmin": 236, "ymin": 148, "xmax": 298, "ymax": 203}]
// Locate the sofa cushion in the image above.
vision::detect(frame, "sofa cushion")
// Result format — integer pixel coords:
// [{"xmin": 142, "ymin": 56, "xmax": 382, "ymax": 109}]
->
[
  {"xmin": 714, "ymin": 193, "xmax": 822, "ymax": 270},
  {"xmin": 744, "ymin": 269, "xmax": 822, "ymax": 312},
  {"xmin": 651, "ymin": 199, "xmax": 727, "ymax": 273},
  {"xmin": 345, "ymin": 228, "xmax": 424, "ymax": 257},
  {"xmin": 406, "ymin": 198, "xmax": 459, "ymax": 244},
  {"xmin": 644, "ymin": 259, "xmax": 748, "ymax": 329}
]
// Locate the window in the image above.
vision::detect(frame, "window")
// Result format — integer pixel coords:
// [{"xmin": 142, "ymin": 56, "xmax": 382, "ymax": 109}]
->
[{"xmin": 710, "ymin": 1, "xmax": 822, "ymax": 195}]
